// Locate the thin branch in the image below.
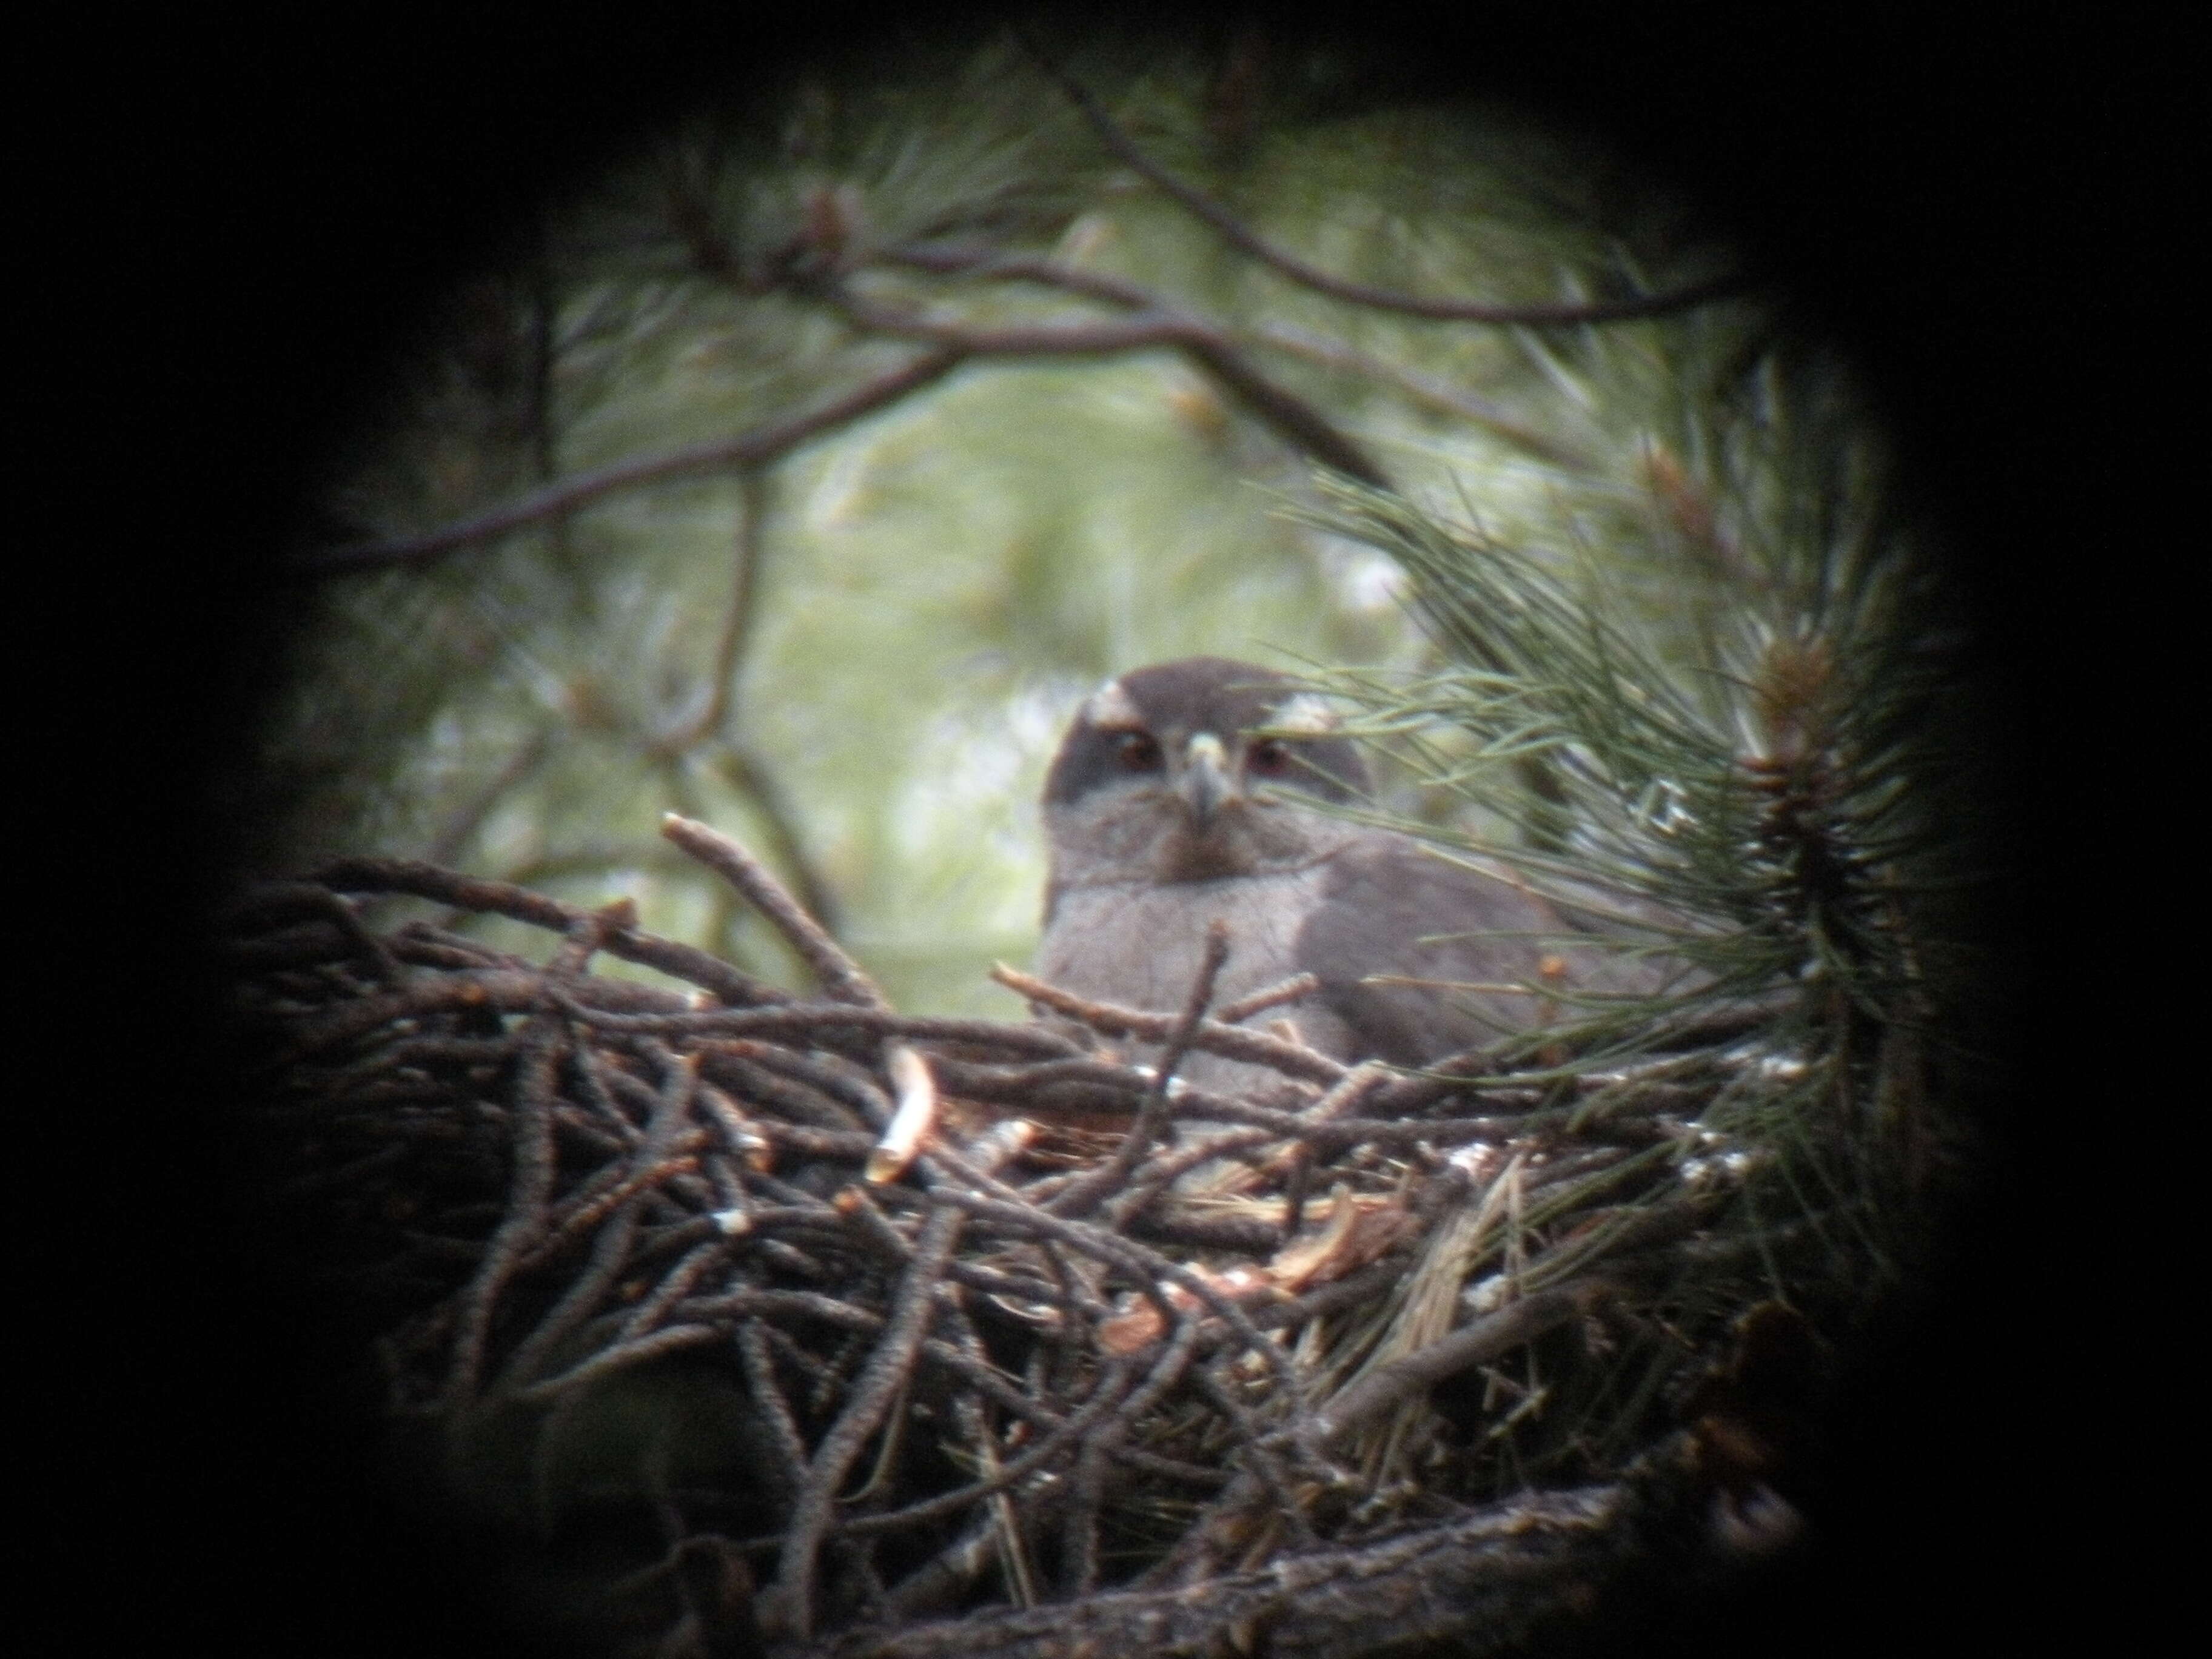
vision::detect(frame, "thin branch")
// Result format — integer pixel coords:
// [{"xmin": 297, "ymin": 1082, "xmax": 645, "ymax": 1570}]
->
[
  {"xmin": 771, "ymin": 1124, "xmax": 1036, "ymax": 1640},
  {"xmin": 508, "ymin": 1324, "xmax": 726, "ymax": 1403},
  {"xmin": 882, "ymin": 242, "xmax": 1162, "ymax": 307},
  {"xmin": 497, "ymin": 1046, "xmax": 698, "ymax": 1387},
  {"xmin": 773, "ymin": 1201, "xmax": 967, "ymax": 1640},
  {"xmin": 1310, "ymin": 1281, "xmax": 1609, "ymax": 1446},
  {"xmin": 304, "ymin": 348, "xmax": 965, "ymax": 574},
  {"xmin": 653, "ymin": 468, "xmax": 771, "ymax": 756},
  {"xmin": 992, "ymin": 962, "xmax": 1347, "ymax": 1086},
  {"xmin": 1237, "ymin": 320, "xmax": 1595, "ymax": 467},
  {"xmin": 910, "ymin": 1185, "xmax": 1311, "ymax": 1412},
  {"xmin": 241, "ymin": 849, "xmax": 1840, "ymax": 1652},
  {"xmin": 423, "ymin": 728, "xmax": 554, "ymax": 868},
  {"xmin": 506, "ymin": 995, "xmax": 1091, "ymax": 1059},
  {"xmin": 705, "ymin": 742, "xmax": 846, "ymax": 939},
  {"xmin": 1048, "ymin": 920, "xmax": 1232, "ymax": 1220},
  {"xmin": 884, "ymin": 244, "xmax": 1587, "ymax": 464},
  {"xmin": 305, "ymin": 855, "xmax": 789, "ymax": 1007},
  {"xmin": 825, "ymin": 1480, "xmax": 1641, "ymax": 1659},
  {"xmin": 828, "ymin": 283, "xmax": 1389, "ymax": 486},
  {"xmin": 525, "ymin": 203, "xmax": 571, "ymax": 574},
  {"xmin": 661, "ymin": 814, "xmax": 885, "ymax": 1008},
  {"xmin": 1025, "ymin": 42, "xmax": 1752, "ymax": 326},
  {"xmin": 441, "ymin": 1016, "xmax": 565, "ymax": 1408},
  {"xmin": 1212, "ymin": 971, "xmax": 1319, "ymax": 1026}
]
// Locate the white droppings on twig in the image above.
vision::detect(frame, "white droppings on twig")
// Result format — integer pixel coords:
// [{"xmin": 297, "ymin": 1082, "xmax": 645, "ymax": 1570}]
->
[{"xmin": 866, "ymin": 1044, "xmax": 939, "ymax": 1184}]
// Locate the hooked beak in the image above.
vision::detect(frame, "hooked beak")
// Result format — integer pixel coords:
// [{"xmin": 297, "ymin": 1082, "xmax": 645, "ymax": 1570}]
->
[{"xmin": 1179, "ymin": 731, "xmax": 1235, "ymax": 825}]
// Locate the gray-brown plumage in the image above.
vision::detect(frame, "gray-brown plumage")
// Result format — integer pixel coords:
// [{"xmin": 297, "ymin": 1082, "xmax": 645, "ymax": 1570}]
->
[{"xmin": 1035, "ymin": 657, "xmax": 1660, "ymax": 1096}]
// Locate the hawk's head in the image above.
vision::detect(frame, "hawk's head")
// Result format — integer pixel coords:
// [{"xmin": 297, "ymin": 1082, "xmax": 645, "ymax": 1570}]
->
[{"xmin": 1042, "ymin": 658, "xmax": 1370, "ymax": 911}]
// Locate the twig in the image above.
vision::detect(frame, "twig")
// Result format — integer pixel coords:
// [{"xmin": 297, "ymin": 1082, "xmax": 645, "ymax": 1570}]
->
[
  {"xmin": 769, "ymin": 1117, "xmax": 1034, "ymax": 1639},
  {"xmin": 423, "ymin": 728, "xmax": 553, "ymax": 867},
  {"xmin": 912, "ymin": 1186, "xmax": 1309, "ymax": 1413},
  {"xmin": 836, "ymin": 1358, "xmax": 1136, "ymax": 1546},
  {"xmin": 708, "ymin": 742, "xmax": 846, "ymax": 938},
  {"xmin": 1024, "ymin": 42, "xmax": 1751, "ymax": 327},
  {"xmin": 1310, "ymin": 1281, "xmax": 1609, "ymax": 1446},
  {"xmin": 771, "ymin": 1196, "xmax": 968, "ymax": 1638},
  {"xmin": 736, "ymin": 1315, "xmax": 815, "ymax": 1491},
  {"xmin": 1104, "ymin": 1124, "xmax": 1281, "ymax": 1228},
  {"xmin": 882, "ymin": 245, "xmax": 1587, "ymax": 463},
  {"xmin": 498, "ymin": 1045, "xmax": 699, "ymax": 1387},
  {"xmin": 518, "ymin": 1153, "xmax": 702, "ymax": 1270},
  {"xmin": 535, "ymin": 996, "xmax": 1089, "ymax": 1059},
  {"xmin": 1061, "ymin": 1313, "xmax": 1207, "ymax": 1597},
  {"xmin": 1213, "ymin": 971, "xmax": 1320, "ymax": 1026},
  {"xmin": 866, "ymin": 1045, "xmax": 942, "ymax": 1184},
  {"xmin": 653, "ymin": 470, "xmax": 769, "ymax": 756},
  {"xmin": 304, "ymin": 349, "xmax": 965, "ymax": 573},
  {"xmin": 1048, "ymin": 921, "xmax": 1231, "ymax": 1219},
  {"xmin": 443, "ymin": 1018, "xmax": 566, "ymax": 1408},
  {"xmin": 991, "ymin": 962, "xmax": 1347, "ymax": 1085},
  {"xmin": 623, "ymin": 1238, "xmax": 737, "ymax": 1340},
  {"xmin": 828, "ymin": 282, "xmax": 1389, "ymax": 487},
  {"xmin": 661, "ymin": 814, "xmax": 883, "ymax": 1007},
  {"xmin": 1192, "ymin": 1361, "xmax": 1322, "ymax": 1547},
  {"xmin": 306, "ymin": 857, "xmax": 791, "ymax": 1006},
  {"xmin": 702, "ymin": 1046, "xmax": 872, "ymax": 1133},
  {"xmin": 1237, "ymin": 321, "xmax": 1592, "ymax": 466},
  {"xmin": 509, "ymin": 1324, "xmax": 726, "ymax": 1403}
]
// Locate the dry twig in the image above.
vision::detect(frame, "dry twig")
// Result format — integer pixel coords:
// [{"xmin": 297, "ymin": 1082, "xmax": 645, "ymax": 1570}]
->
[{"xmin": 232, "ymin": 835, "xmax": 1823, "ymax": 1655}]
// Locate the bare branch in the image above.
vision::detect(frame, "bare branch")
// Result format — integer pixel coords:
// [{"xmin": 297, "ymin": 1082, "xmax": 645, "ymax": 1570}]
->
[
  {"xmin": 1212, "ymin": 971, "xmax": 1319, "ymax": 1026},
  {"xmin": 1048, "ymin": 920, "xmax": 1232, "ymax": 1219},
  {"xmin": 239, "ymin": 856, "xmax": 1828, "ymax": 1655},
  {"xmin": 1311, "ymin": 1280, "xmax": 1608, "ymax": 1446},
  {"xmin": 1026, "ymin": 44, "xmax": 1752, "ymax": 326},
  {"xmin": 303, "ymin": 349, "xmax": 964, "ymax": 574},
  {"xmin": 992, "ymin": 960, "xmax": 1349, "ymax": 1086},
  {"xmin": 773, "ymin": 1201, "xmax": 967, "ymax": 1639},
  {"xmin": 652, "ymin": 468, "xmax": 771, "ymax": 756},
  {"xmin": 882, "ymin": 241, "xmax": 1163, "ymax": 307},
  {"xmin": 422, "ymin": 728, "xmax": 552, "ymax": 868},
  {"xmin": 829, "ymin": 281, "xmax": 1390, "ymax": 485},
  {"xmin": 824, "ymin": 1480, "xmax": 1641, "ymax": 1659},
  {"xmin": 661, "ymin": 813, "xmax": 885, "ymax": 1008},
  {"xmin": 884, "ymin": 245, "xmax": 1589, "ymax": 464},
  {"xmin": 704, "ymin": 742, "xmax": 846, "ymax": 939},
  {"xmin": 1237, "ymin": 320, "xmax": 1595, "ymax": 467},
  {"xmin": 442, "ymin": 1014, "xmax": 564, "ymax": 1408},
  {"xmin": 304, "ymin": 854, "xmax": 789, "ymax": 1006}
]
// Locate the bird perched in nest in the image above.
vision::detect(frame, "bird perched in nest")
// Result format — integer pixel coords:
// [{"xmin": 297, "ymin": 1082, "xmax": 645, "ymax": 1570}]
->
[{"xmin": 1035, "ymin": 657, "xmax": 1664, "ymax": 1098}]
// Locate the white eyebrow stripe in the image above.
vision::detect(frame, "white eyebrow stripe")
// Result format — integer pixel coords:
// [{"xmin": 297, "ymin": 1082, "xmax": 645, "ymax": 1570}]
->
[
  {"xmin": 1266, "ymin": 692, "xmax": 1339, "ymax": 734},
  {"xmin": 1082, "ymin": 679, "xmax": 1145, "ymax": 731}
]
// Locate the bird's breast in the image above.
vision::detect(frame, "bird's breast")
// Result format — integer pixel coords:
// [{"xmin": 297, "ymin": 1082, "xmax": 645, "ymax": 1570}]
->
[{"xmin": 1033, "ymin": 866, "xmax": 1354, "ymax": 1084}]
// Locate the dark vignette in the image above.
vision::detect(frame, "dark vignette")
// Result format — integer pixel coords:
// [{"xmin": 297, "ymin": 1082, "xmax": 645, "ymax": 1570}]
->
[{"xmin": 84, "ymin": 3, "xmax": 2122, "ymax": 1654}]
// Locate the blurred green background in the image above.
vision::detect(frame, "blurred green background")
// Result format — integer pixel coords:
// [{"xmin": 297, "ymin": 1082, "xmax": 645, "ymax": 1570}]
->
[{"xmin": 261, "ymin": 28, "xmax": 1808, "ymax": 1018}]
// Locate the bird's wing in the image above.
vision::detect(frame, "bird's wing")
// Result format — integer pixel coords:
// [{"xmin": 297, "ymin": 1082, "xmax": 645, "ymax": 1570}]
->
[{"xmin": 1295, "ymin": 831, "xmax": 1679, "ymax": 1067}]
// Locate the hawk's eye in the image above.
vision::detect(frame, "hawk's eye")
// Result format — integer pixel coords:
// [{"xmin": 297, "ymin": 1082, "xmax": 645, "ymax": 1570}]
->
[
  {"xmin": 1246, "ymin": 738, "xmax": 1292, "ymax": 777},
  {"xmin": 1114, "ymin": 731, "xmax": 1163, "ymax": 771}
]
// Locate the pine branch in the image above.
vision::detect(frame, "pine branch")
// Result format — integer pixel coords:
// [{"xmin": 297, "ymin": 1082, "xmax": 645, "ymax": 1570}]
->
[
  {"xmin": 1021, "ymin": 38, "xmax": 1753, "ymax": 327},
  {"xmin": 304, "ymin": 349, "xmax": 964, "ymax": 574}
]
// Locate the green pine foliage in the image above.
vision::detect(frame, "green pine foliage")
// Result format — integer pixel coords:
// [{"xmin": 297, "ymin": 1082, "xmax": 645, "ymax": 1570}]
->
[
  {"xmin": 1287, "ymin": 326, "xmax": 1975, "ymax": 1386},
  {"xmin": 266, "ymin": 29, "xmax": 1934, "ymax": 1059}
]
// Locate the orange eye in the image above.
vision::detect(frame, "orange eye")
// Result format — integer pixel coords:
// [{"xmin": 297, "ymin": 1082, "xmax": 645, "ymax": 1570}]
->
[
  {"xmin": 1116, "ymin": 732, "xmax": 1163, "ymax": 771},
  {"xmin": 1247, "ymin": 739, "xmax": 1292, "ymax": 776}
]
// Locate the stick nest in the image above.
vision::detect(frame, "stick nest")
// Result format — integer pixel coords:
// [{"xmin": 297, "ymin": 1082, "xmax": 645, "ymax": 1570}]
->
[{"xmin": 226, "ymin": 817, "xmax": 1878, "ymax": 1658}]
